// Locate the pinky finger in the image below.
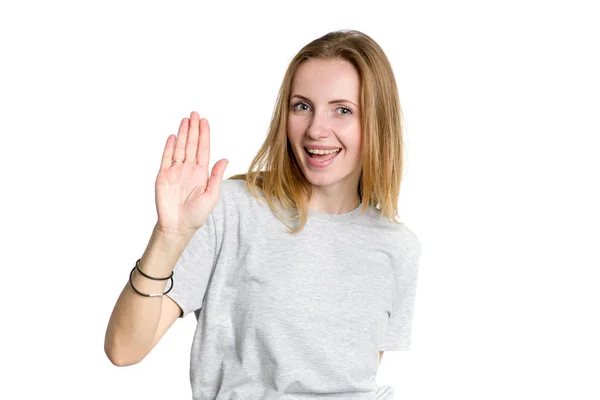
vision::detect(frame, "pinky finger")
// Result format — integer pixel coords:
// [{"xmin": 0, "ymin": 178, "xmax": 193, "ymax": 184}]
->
[{"xmin": 160, "ymin": 134, "xmax": 176, "ymax": 172}]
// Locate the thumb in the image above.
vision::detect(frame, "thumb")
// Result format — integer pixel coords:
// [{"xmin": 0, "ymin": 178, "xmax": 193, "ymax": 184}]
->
[{"xmin": 207, "ymin": 159, "xmax": 229, "ymax": 189}]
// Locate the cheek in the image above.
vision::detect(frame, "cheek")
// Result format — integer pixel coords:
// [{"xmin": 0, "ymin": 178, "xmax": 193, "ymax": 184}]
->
[
  {"xmin": 352, "ymin": 123, "xmax": 362, "ymax": 150},
  {"xmin": 287, "ymin": 116, "xmax": 306, "ymax": 141},
  {"xmin": 339, "ymin": 125, "xmax": 362, "ymax": 151}
]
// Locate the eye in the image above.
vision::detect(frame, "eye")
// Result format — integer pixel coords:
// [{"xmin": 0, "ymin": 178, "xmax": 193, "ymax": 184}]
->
[
  {"xmin": 337, "ymin": 106, "xmax": 353, "ymax": 115},
  {"xmin": 292, "ymin": 102, "xmax": 311, "ymax": 112}
]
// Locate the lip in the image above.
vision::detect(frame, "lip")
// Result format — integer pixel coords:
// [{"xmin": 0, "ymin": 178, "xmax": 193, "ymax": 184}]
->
[
  {"xmin": 303, "ymin": 145, "xmax": 341, "ymax": 150},
  {"xmin": 304, "ymin": 148, "xmax": 341, "ymax": 168}
]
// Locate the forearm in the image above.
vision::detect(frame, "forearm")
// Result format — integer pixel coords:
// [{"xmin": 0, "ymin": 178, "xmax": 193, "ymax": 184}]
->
[{"xmin": 104, "ymin": 223, "xmax": 194, "ymax": 366}]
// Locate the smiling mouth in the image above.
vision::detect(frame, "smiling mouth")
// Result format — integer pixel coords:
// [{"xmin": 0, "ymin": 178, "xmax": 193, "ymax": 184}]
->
[{"xmin": 303, "ymin": 147, "xmax": 341, "ymax": 158}]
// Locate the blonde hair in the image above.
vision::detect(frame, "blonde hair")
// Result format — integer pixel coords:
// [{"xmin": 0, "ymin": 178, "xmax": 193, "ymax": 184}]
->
[{"xmin": 229, "ymin": 29, "xmax": 406, "ymax": 233}]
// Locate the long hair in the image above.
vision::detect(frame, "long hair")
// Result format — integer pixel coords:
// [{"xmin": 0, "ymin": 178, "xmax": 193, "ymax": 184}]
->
[{"xmin": 229, "ymin": 29, "xmax": 406, "ymax": 233}]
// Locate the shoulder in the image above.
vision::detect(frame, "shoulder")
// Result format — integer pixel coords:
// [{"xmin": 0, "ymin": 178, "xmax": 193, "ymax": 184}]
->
[
  {"xmin": 365, "ymin": 210, "xmax": 422, "ymax": 261},
  {"xmin": 361, "ymin": 207, "xmax": 421, "ymax": 252},
  {"xmin": 214, "ymin": 178, "xmax": 256, "ymax": 207},
  {"xmin": 394, "ymin": 223, "xmax": 421, "ymax": 261},
  {"xmin": 213, "ymin": 178, "xmax": 268, "ymax": 218},
  {"xmin": 373, "ymin": 221, "xmax": 421, "ymax": 284},
  {"xmin": 219, "ymin": 178, "xmax": 248, "ymax": 198}
]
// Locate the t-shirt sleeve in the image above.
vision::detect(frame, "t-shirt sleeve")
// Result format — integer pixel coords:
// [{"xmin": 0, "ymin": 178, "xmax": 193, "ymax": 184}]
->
[
  {"xmin": 165, "ymin": 211, "xmax": 219, "ymax": 318},
  {"xmin": 379, "ymin": 233, "xmax": 422, "ymax": 351}
]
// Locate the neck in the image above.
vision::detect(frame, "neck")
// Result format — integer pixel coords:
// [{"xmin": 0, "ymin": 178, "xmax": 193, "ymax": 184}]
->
[{"xmin": 308, "ymin": 189, "xmax": 360, "ymax": 215}]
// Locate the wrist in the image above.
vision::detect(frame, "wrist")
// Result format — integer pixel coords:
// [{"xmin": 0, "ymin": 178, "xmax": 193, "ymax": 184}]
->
[
  {"xmin": 137, "ymin": 224, "xmax": 195, "ymax": 279},
  {"xmin": 154, "ymin": 222, "xmax": 197, "ymax": 240}
]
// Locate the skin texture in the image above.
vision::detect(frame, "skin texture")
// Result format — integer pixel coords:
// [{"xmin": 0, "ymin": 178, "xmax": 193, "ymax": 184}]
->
[{"xmin": 287, "ymin": 58, "xmax": 363, "ymax": 215}]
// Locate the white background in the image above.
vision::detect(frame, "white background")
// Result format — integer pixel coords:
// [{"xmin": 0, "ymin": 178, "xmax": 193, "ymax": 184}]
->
[{"xmin": 1, "ymin": 0, "xmax": 598, "ymax": 399}]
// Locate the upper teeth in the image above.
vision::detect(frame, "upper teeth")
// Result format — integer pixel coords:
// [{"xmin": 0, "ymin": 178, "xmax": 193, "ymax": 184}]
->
[{"xmin": 307, "ymin": 148, "xmax": 340, "ymax": 155}]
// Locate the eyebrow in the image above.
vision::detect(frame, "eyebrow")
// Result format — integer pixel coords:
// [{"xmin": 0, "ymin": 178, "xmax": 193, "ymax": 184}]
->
[{"xmin": 290, "ymin": 94, "xmax": 359, "ymax": 108}]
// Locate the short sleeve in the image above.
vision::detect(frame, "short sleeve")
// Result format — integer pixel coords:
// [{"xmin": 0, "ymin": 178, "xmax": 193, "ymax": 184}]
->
[
  {"xmin": 165, "ymin": 211, "xmax": 219, "ymax": 318},
  {"xmin": 379, "ymin": 234, "xmax": 422, "ymax": 351}
]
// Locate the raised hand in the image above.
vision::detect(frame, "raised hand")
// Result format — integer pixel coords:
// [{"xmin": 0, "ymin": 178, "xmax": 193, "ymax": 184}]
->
[{"xmin": 154, "ymin": 111, "xmax": 228, "ymax": 236}]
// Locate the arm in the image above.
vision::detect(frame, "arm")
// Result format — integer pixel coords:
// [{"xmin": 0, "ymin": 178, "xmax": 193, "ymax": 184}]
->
[{"xmin": 104, "ymin": 223, "xmax": 193, "ymax": 366}]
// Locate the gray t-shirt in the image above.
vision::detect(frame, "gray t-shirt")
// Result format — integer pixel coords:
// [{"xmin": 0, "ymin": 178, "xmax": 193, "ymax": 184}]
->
[{"xmin": 166, "ymin": 179, "xmax": 421, "ymax": 400}]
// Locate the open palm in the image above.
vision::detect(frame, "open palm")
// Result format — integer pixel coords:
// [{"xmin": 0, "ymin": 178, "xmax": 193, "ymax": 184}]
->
[{"xmin": 155, "ymin": 111, "xmax": 228, "ymax": 236}]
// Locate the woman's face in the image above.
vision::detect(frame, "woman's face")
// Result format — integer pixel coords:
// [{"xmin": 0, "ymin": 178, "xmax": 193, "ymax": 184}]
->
[{"xmin": 287, "ymin": 58, "xmax": 362, "ymax": 192}]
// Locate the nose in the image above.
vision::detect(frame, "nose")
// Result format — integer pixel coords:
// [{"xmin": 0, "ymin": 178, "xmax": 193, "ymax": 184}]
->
[{"xmin": 305, "ymin": 110, "xmax": 331, "ymax": 140}]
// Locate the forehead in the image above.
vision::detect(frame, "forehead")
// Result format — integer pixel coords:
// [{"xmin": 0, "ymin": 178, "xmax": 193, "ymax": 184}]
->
[{"xmin": 290, "ymin": 58, "xmax": 360, "ymax": 101}]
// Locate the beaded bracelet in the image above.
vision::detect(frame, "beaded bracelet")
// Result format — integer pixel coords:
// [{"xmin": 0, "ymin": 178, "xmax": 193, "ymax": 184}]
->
[{"xmin": 129, "ymin": 263, "xmax": 174, "ymax": 298}]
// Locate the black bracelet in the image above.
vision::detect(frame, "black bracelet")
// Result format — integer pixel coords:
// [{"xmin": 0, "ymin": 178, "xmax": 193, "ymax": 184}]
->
[
  {"xmin": 135, "ymin": 258, "xmax": 173, "ymax": 280},
  {"xmin": 129, "ymin": 265, "xmax": 173, "ymax": 297}
]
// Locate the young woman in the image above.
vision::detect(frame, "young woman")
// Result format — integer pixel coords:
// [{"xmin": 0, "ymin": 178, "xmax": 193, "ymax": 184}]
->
[{"xmin": 105, "ymin": 29, "xmax": 421, "ymax": 400}]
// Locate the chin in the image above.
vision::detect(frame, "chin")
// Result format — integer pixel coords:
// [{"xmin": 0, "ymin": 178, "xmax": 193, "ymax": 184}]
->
[
  {"xmin": 306, "ymin": 176, "xmax": 336, "ymax": 187},
  {"xmin": 302, "ymin": 169, "xmax": 347, "ymax": 187}
]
